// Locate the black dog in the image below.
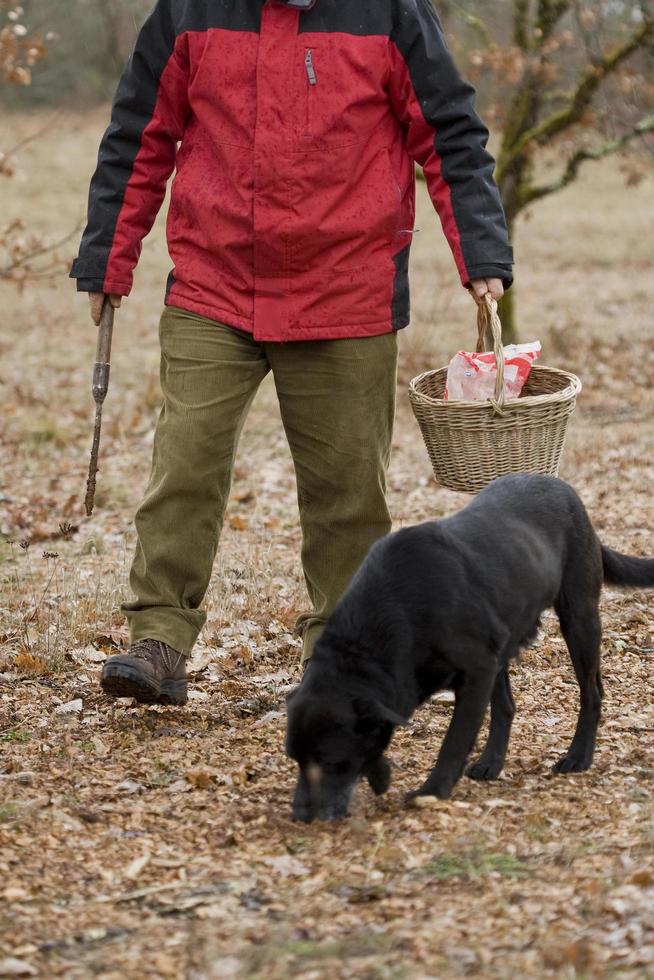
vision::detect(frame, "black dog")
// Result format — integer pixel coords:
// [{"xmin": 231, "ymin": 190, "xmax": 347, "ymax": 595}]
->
[{"xmin": 286, "ymin": 474, "xmax": 654, "ymax": 821}]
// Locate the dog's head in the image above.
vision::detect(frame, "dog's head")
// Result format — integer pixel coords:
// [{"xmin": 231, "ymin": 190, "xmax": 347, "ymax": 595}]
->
[{"xmin": 285, "ymin": 686, "xmax": 403, "ymax": 822}]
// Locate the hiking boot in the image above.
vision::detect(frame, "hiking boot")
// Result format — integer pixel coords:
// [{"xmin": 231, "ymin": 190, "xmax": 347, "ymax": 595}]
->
[{"xmin": 100, "ymin": 639, "xmax": 188, "ymax": 705}]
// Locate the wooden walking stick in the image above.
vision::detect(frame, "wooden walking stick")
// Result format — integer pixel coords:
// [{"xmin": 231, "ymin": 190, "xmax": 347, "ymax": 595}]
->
[{"xmin": 84, "ymin": 298, "xmax": 115, "ymax": 516}]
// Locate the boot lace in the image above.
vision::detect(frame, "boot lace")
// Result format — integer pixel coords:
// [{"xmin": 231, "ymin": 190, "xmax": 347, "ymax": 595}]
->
[{"xmin": 130, "ymin": 638, "xmax": 185, "ymax": 672}]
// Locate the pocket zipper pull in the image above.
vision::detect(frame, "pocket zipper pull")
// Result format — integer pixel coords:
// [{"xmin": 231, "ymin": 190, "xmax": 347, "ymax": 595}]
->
[{"xmin": 305, "ymin": 49, "xmax": 317, "ymax": 85}]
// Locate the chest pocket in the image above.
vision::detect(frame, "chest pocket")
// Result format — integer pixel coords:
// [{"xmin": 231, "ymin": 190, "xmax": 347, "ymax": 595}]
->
[
  {"xmin": 295, "ymin": 34, "xmax": 389, "ymax": 149},
  {"xmin": 188, "ymin": 31, "xmax": 258, "ymax": 148}
]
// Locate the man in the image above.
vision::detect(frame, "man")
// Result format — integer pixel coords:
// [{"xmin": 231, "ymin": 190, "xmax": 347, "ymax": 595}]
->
[{"xmin": 71, "ymin": 0, "xmax": 513, "ymax": 706}]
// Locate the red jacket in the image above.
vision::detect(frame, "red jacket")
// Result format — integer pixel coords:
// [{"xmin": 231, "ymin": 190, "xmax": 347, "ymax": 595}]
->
[{"xmin": 71, "ymin": 0, "xmax": 513, "ymax": 342}]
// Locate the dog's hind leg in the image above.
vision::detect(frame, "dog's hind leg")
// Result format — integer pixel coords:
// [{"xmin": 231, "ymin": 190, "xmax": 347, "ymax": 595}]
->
[
  {"xmin": 466, "ymin": 667, "xmax": 515, "ymax": 781},
  {"xmin": 406, "ymin": 667, "xmax": 495, "ymax": 801},
  {"xmin": 553, "ymin": 598, "xmax": 603, "ymax": 774}
]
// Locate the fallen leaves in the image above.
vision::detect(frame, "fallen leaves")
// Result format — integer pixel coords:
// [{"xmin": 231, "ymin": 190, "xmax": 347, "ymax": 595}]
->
[
  {"xmin": 630, "ymin": 869, "xmax": 654, "ymax": 888},
  {"xmin": 12, "ymin": 651, "xmax": 48, "ymax": 676},
  {"xmin": 69, "ymin": 646, "xmax": 106, "ymax": 665},
  {"xmin": 91, "ymin": 735, "xmax": 109, "ymax": 757},
  {"xmin": 185, "ymin": 767, "xmax": 215, "ymax": 790},
  {"xmin": 228, "ymin": 515, "xmax": 248, "ymax": 531},
  {"xmin": 124, "ymin": 852, "xmax": 152, "ymax": 881},
  {"xmin": 2, "ymin": 599, "xmax": 654, "ymax": 973},
  {"xmin": 53, "ymin": 698, "xmax": 83, "ymax": 716},
  {"xmin": 261, "ymin": 855, "xmax": 310, "ymax": 878},
  {"xmin": 0, "ymin": 958, "xmax": 38, "ymax": 977},
  {"xmin": 1, "ymin": 124, "xmax": 654, "ymax": 978}
]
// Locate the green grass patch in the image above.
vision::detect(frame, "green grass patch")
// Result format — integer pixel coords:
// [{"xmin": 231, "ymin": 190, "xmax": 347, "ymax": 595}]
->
[
  {"xmin": 424, "ymin": 850, "xmax": 529, "ymax": 880},
  {"xmin": 25, "ymin": 418, "xmax": 72, "ymax": 448},
  {"xmin": 74, "ymin": 740, "xmax": 96, "ymax": 753},
  {"xmin": 0, "ymin": 804, "xmax": 19, "ymax": 823},
  {"xmin": 0, "ymin": 730, "xmax": 32, "ymax": 743},
  {"xmin": 285, "ymin": 932, "xmax": 396, "ymax": 960}
]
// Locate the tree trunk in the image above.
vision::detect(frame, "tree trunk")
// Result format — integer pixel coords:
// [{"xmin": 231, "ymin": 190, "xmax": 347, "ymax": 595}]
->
[
  {"xmin": 98, "ymin": 0, "xmax": 132, "ymax": 70},
  {"xmin": 498, "ymin": 280, "xmax": 517, "ymax": 345},
  {"xmin": 496, "ymin": 201, "xmax": 519, "ymax": 343},
  {"xmin": 496, "ymin": 111, "xmax": 539, "ymax": 348}
]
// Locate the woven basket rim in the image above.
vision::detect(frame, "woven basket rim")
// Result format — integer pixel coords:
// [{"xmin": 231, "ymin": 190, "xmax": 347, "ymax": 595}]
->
[{"xmin": 409, "ymin": 363, "xmax": 582, "ymax": 411}]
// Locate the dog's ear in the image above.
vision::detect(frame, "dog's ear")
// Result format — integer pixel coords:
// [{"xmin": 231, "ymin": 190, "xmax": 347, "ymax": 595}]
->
[{"xmin": 353, "ymin": 697, "xmax": 405, "ymax": 733}]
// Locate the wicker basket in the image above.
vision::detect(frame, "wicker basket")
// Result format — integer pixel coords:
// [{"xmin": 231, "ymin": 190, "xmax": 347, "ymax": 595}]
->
[{"xmin": 409, "ymin": 295, "xmax": 582, "ymax": 494}]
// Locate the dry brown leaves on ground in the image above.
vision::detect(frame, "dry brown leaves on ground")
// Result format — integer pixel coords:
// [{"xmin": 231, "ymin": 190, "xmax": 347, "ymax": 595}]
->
[{"xmin": 0, "ymin": 116, "xmax": 653, "ymax": 978}]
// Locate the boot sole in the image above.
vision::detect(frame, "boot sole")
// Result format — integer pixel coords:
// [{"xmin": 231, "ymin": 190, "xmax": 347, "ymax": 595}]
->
[{"xmin": 101, "ymin": 664, "xmax": 188, "ymax": 706}]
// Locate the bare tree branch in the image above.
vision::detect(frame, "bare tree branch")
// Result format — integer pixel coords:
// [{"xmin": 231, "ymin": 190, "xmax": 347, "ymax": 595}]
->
[
  {"xmin": 536, "ymin": 0, "xmax": 572, "ymax": 40},
  {"xmin": 521, "ymin": 113, "xmax": 654, "ymax": 206},
  {"xmin": 0, "ymin": 223, "xmax": 82, "ymax": 280},
  {"xmin": 508, "ymin": 17, "xmax": 654, "ymax": 156},
  {"xmin": 514, "ymin": 0, "xmax": 531, "ymax": 49},
  {"xmin": 0, "ymin": 109, "xmax": 65, "ymax": 168},
  {"xmin": 449, "ymin": 1, "xmax": 497, "ymax": 48}
]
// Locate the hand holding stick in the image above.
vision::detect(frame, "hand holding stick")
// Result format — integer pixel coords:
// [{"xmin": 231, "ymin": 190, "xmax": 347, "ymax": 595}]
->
[{"xmin": 84, "ymin": 298, "xmax": 115, "ymax": 516}]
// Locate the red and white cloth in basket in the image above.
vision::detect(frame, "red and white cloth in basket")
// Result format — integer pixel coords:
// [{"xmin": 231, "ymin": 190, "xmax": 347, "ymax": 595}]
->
[{"xmin": 445, "ymin": 342, "xmax": 541, "ymax": 402}]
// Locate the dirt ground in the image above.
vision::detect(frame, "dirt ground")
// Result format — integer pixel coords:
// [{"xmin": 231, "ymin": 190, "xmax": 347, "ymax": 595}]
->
[{"xmin": 0, "ymin": 110, "xmax": 653, "ymax": 979}]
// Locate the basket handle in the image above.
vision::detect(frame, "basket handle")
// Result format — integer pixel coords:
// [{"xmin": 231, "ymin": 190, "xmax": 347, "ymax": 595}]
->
[{"xmin": 475, "ymin": 292, "xmax": 506, "ymax": 414}]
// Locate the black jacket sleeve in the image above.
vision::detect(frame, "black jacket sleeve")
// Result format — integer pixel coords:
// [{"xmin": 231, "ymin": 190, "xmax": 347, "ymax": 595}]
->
[
  {"xmin": 70, "ymin": 0, "xmax": 190, "ymax": 295},
  {"xmin": 388, "ymin": 0, "xmax": 513, "ymax": 287}
]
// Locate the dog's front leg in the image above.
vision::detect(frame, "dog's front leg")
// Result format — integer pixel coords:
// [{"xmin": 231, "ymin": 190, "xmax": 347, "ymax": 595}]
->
[
  {"xmin": 291, "ymin": 770, "xmax": 313, "ymax": 823},
  {"xmin": 406, "ymin": 668, "xmax": 495, "ymax": 801},
  {"xmin": 466, "ymin": 667, "xmax": 515, "ymax": 781}
]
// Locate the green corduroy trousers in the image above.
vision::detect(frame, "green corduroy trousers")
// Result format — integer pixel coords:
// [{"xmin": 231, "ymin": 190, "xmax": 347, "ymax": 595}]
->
[{"xmin": 122, "ymin": 307, "xmax": 398, "ymax": 663}]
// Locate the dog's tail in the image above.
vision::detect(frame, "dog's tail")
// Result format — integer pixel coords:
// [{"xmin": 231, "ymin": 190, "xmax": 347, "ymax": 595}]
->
[{"xmin": 602, "ymin": 546, "xmax": 654, "ymax": 588}]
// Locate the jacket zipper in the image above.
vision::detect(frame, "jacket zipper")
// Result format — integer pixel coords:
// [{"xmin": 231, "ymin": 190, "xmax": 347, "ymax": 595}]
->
[{"xmin": 305, "ymin": 48, "xmax": 317, "ymax": 85}]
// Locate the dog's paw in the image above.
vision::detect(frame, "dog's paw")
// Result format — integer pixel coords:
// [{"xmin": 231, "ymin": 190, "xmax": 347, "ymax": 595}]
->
[
  {"xmin": 466, "ymin": 757, "xmax": 503, "ymax": 781},
  {"xmin": 292, "ymin": 804, "xmax": 313, "ymax": 823},
  {"xmin": 552, "ymin": 752, "xmax": 592, "ymax": 774},
  {"xmin": 404, "ymin": 782, "xmax": 451, "ymax": 804}
]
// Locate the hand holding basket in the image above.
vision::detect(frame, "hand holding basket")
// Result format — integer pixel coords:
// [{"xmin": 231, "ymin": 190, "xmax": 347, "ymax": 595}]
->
[{"xmin": 408, "ymin": 294, "xmax": 582, "ymax": 494}]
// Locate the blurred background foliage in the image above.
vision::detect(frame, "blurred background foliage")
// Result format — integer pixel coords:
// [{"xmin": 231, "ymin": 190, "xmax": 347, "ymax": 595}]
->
[
  {"xmin": 1, "ymin": 0, "xmax": 652, "ymax": 334},
  {"xmin": 0, "ymin": 0, "xmax": 152, "ymax": 106},
  {"xmin": 1, "ymin": 0, "xmax": 650, "ymax": 111}
]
